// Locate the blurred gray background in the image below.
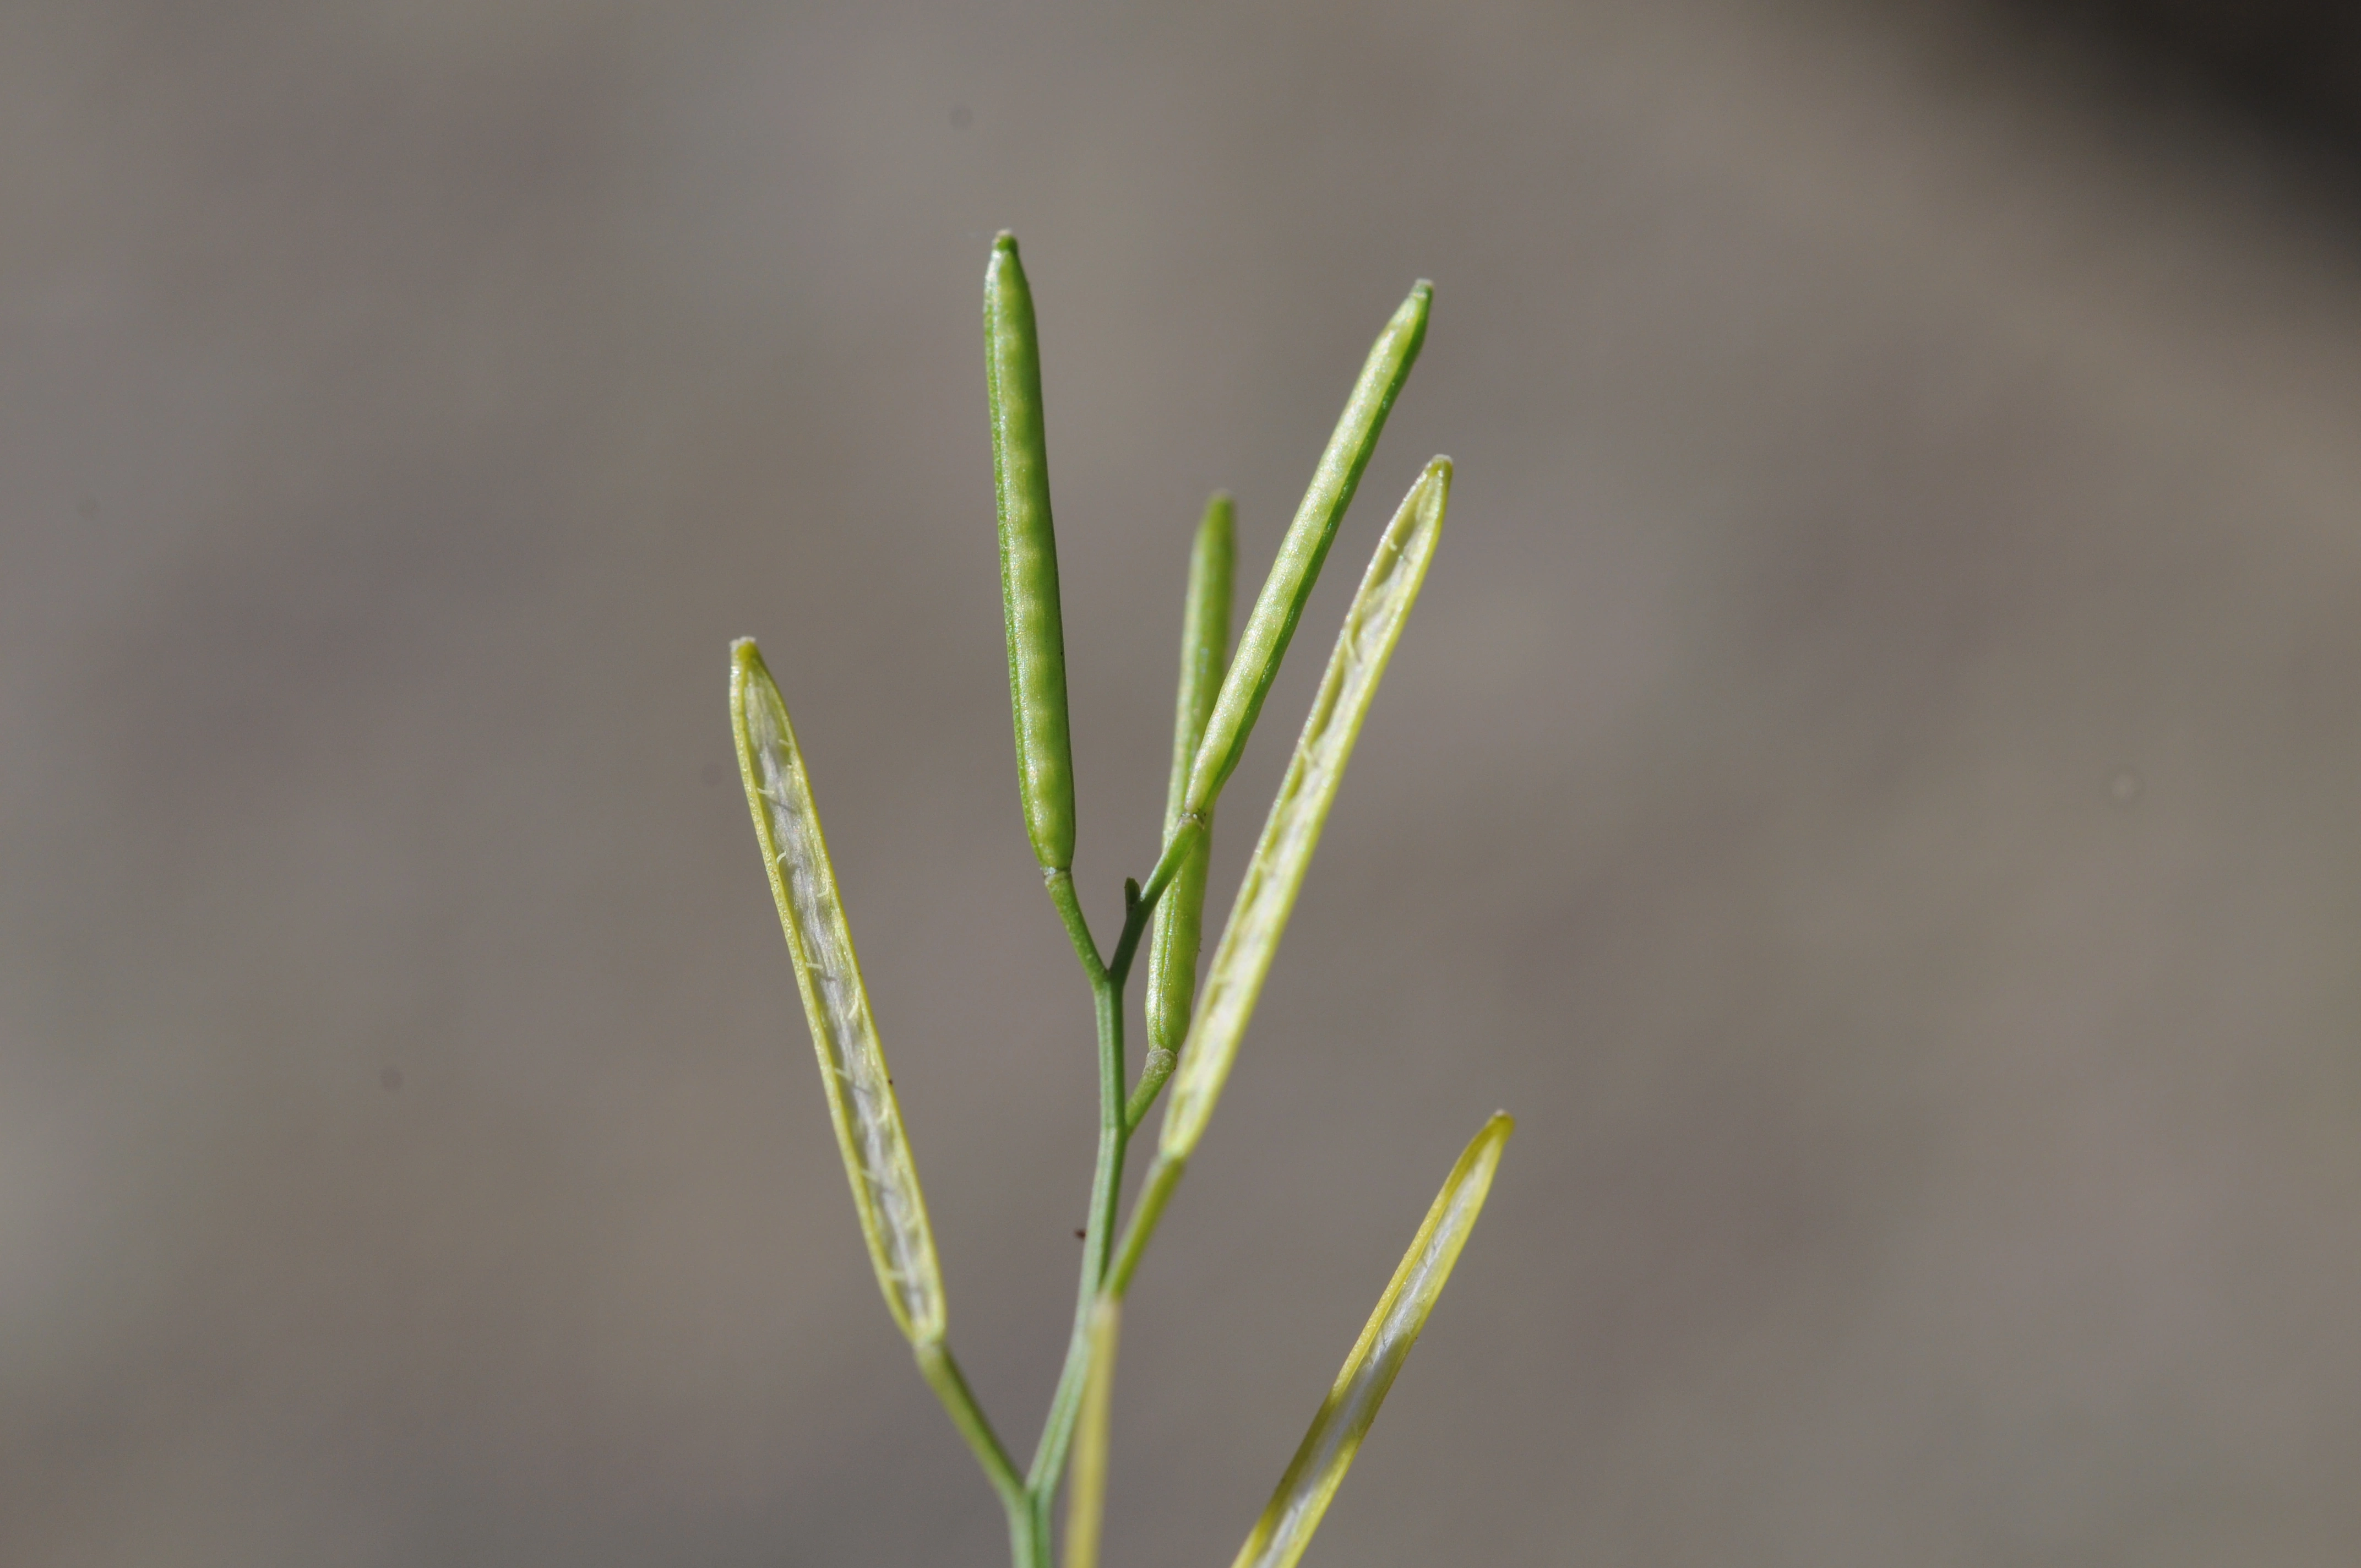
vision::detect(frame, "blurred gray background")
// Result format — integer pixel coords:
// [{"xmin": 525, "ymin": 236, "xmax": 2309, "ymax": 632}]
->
[{"xmin": 6, "ymin": 1, "xmax": 2361, "ymax": 1563}]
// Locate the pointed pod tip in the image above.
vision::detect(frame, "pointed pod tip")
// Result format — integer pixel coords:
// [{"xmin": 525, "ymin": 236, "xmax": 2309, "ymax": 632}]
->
[
  {"xmin": 1387, "ymin": 281, "xmax": 1432, "ymax": 356},
  {"xmin": 986, "ymin": 232, "xmax": 1025, "ymax": 288},
  {"xmin": 1412, "ymin": 458, "xmax": 1452, "ymax": 524},
  {"xmin": 730, "ymin": 637, "xmax": 768, "ymax": 674},
  {"xmin": 1465, "ymin": 1112, "xmax": 1516, "ymax": 1168}
]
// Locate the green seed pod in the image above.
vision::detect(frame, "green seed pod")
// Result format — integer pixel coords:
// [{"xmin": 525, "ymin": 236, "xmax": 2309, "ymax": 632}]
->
[
  {"xmin": 1143, "ymin": 494, "xmax": 1236, "ymax": 1067},
  {"xmin": 983, "ymin": 232, "xmax": 1079, "ymax": 872},
  {"xmin": 1182, "ymin": 281, "xmax": 1429, "ymax": 822}
]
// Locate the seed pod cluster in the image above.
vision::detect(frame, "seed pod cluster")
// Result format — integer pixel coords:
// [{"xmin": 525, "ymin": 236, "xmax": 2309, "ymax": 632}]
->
[{"xmin": 727, "ymin": 238, "xmax": 1502, "ymax": 1568}]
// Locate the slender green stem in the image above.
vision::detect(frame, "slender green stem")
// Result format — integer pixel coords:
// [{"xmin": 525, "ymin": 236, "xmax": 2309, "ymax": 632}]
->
[
  {"xmin": 1009, "ymin": 813, "xmax": 1228, "ymax": 1562},
  {"xmin": 1019, "ymin": 863, "xmax": 1176, "ymax": 1565},
  {"xmin": 1044, "ymin": 869, "xmax": 1107, "ymax": 982},
  {"xmin": 1106, "ymin": 1153, "xmax": 1187, "ymax": 1302},
  {"xmin": 1025, "ymin": 1150, "xmax": 1186, "ymax": 1568},
  {"xmin": 1022, "ymin": 818, "xmax": 1196, "ymax": 1568},
  {"xmin": 1107, "ymin": 901, "xmax": 1154, "ymax": 989},
  {"xmin": 1031, "ymin": 878, "xmax": 1125, "ymax": 1472},
  {"xmin": 916, "ymin": 1340, "xmax": 1027, "ymax": 1513},
  {"xmin": 1029, "ymin": 1491, "xmax": 1054, "ymax": 1568},
  {"xmin": 1137, "ymin": 817, "xmax": 1201, "ymax": 915},
  {"xmin": 1043, "ymin": 872, "xmax": 1125, "ymax": 1330},
  {"xmin": 1076, "ymin": 968, "xmax": 1124, "ymax": 1314},
  {"xmin": 1010, "ymin": 1506, "xmax": 1043, "ymax": 1568},
  {"xmin": 1123, "ymin": 1053, "xmax": 1176, "ymax": 1131}
]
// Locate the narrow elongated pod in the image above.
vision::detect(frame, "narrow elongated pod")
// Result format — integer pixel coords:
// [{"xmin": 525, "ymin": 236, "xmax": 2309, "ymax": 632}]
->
[
  {"xmin": 984, "ymin": 232, "xmax": 1079, "ymax": 872},
  {"xmin": 1160, "ymin": 459, "xmax": 1450, "ymax": 1161},
  {"xmin": 1136, "ymin": 494, "xmax": 1234, "ymax": 1114},
  {"xmin": 1230, "ymin": 1114, "xmax": 1514, "ymax": 1568},
  {"xmin": 731, "ymin": 639, "xmax": 945, "ymax": 1343},
  {"xmin": 1179, "ymin": 282, "xmax": 1429, "ymax": 823}
]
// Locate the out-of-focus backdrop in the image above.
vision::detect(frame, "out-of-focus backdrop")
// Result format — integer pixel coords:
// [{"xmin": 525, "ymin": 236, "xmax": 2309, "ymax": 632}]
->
[{"xmin": 7, "ymin": 2, "xmax": 2361, "ymax": 1563}]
